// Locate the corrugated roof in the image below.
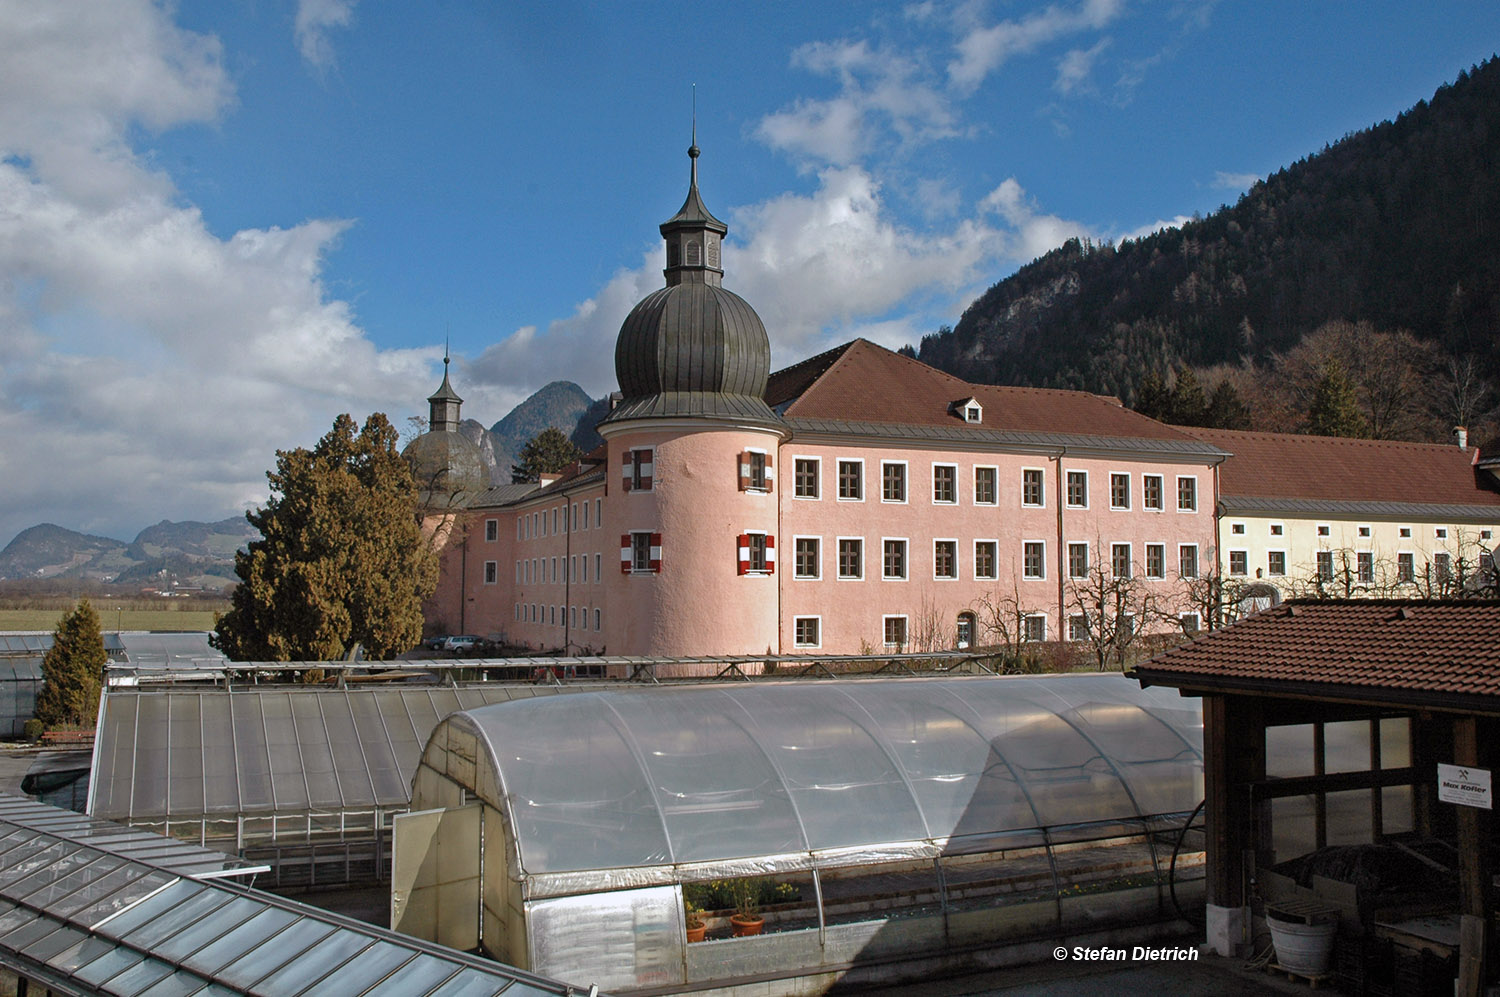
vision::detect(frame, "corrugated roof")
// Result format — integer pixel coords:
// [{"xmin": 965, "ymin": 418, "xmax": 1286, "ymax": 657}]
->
[
  {"xmin": 775, "ymin": 339, "xmax": 1219, "ymax": 449},
  {"xmin": 1189, "ymin": 427, "xmax": 1500, "ymax": 510},
  {"xmin": 1132, "ymin": 599, "xmax": 1500, "ymax": 711}
]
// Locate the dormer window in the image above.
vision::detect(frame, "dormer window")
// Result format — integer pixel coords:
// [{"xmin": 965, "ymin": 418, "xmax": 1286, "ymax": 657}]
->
[{"xmin": 952, "ymin": 397, "xmax": 982, "ymax": 424}]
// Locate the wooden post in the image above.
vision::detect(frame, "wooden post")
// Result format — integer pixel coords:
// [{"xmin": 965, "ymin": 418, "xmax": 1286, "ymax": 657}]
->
[
  {"xmin": 1454, "ymin": 715, "xmax": 1489, "ymax": 997},
  {"xmin": 1204, "ymin": 694, "xmax": 1239, "ymax": 907}
]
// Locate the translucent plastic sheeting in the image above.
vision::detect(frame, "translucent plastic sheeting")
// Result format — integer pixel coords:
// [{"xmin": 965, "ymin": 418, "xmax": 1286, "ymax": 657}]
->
[
  {"xmin": 0, "ymin": 659, "xmax": 41, "ymax": 738},
  {"xmin": 90, "ymin": 685, "xmax": 582, "ymax": 821},
  {"xmin": 448, "ymin": 674, "xmax": 1202, "ymax": 878}
]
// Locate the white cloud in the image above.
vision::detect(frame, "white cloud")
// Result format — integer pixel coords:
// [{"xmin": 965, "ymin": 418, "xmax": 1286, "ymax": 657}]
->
[
  {"xmin": 1213, "ymin": 170, "xmax": 1261, "ymax": 191},
  {"xmin": 947, "ymin": 0, "xmax": 1123, "ymax": 93},
  {"xmin": 294, "ymin": 0, "xmax": 356, "ymax": 70},
  {"xmin": 1055, "ymin": 38, "xmax": 1112, "ymax": 95},
  {"xmin": 1122, "ymin": 214, "xmax": 1193, "ymax": 241},
  {"xmin": 0, "ymin": 0, "xmax": 430, "ymax": 542}
]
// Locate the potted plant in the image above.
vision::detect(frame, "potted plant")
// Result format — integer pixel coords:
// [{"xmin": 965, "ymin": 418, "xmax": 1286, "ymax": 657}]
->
[
  {"xmin": 729, "ymin": 877, "xmax": 765, "ymax": 937},
  {"xmin": 684, "ymin": 896, "xmax": 706, "ymax": 943}
]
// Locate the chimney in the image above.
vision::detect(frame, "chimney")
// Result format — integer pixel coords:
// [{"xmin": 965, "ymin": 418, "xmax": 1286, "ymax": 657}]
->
[{"xmin": 1456, "ymin": 425, "xmax": 1469, "ymax": 448}]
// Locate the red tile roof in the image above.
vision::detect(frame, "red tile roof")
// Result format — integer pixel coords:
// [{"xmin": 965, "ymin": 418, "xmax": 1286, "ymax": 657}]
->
[
  {"xmin": 1133, "ymin": 600, "xmax": 1500, "ymax": 710},
  {"xmin": 773, "ymin": 339, "xmax": 1209, "ymax": 444},
  {"xmin": 1188, "ymin": 427, "xmax": 1500, "ymax": 509}
]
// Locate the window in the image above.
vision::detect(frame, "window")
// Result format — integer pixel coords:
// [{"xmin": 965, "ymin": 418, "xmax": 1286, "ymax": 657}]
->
[
  {"xmin": 1483, "ymin": 530, "xmax": 1494, "ymax": 541},
  {"xmin": 1399, "ymin": 526, "xmax": 1411, "ymax": 538},
  {"xmin": 838, "ymin": 538, "xmax": 863, "ymax": 579},
  {"xmin": 1139, "ymin": 475, "xmax": 1162, "ymax": 510},
  {"xmin": 794, "ymin": 458, "xmax": 819, "ymax": 498},
  {"xmin": 882, "ymin": 462, "xmax": 907, "ymax": 502},
  {"xmin": 1357, "ymin": 525, "xmax": 1370, "ymax": 538},
  {"xmin": 1068, "ymin": 542, "xmax": 1089, "ymax": 578},
  {"xmin": 837, "ymin": 460, "xmax": 863, "ymax": 500},
  {"xmin": 737, "ymin": 533, "xmax": 773, "ymax": 574},
  {"xmin": 794, "ymin": 617, "xmax": 820, "ymax": 648},
  {"xmin": 1112, "ymin": 543, "xmax": 1132, "ymax": 578},
  {"xmin": 483, "ymin": 561, "xmax": 497, "ymax": 584},
  {"xmin": 581, "ymin": 555, "xmax": 588, "ymax": 583},
  {"xmin": 1177, "ymin": 476, "xmax": 1197, "ymax": 511},
  {"xmin": 580, "ymin": 606, "xmax": 587, "ymax": 630},
  {"xmin": 1068, "ymin": 614, "xmax": 1090, "ymax": 641},
  {"xmin": 1022, "ymin": 615, "xmax": 1047, "ymax": 642},
  {"xmin": 1066, "ymin": 470, "xmax": 1088, "ymax": 507},
  {"xmin": 974, "ymin": 466, "xmax": 997, "ymax": 505},
  {"xmin": 739, "ymin": 450, "xmax": 771, "ymax": 491},
  {"xmin": 1317, "ymin": 524, "xmax": 1330, "ymax": 537},
  {"xmin": 595, "ymin": 553, "xmax": 601, "ymax": 579},
  {"xmin": 1110, "ymin": 473, "xmax": 1130, "ymax": 510},
  {"xmin": 1318, "ymin": 551, "xmax": 1334, "ymax": 581},
  {"xmin": 624, "ymin": 532, "xmax": 661, "ymax": 573},
  {"xmin": 553, "ymin": 509, "xmax": 560, "ymax": 533},
  {"xmin": 1434, "ymin": 552, "xmax": 1454, "ymax": 582},
  {"xmin": 956, "ymin": 612, "xmax": 976, "ymax": 648},
  {"xmin": 1435, "ymin": 527, "xmax": 1448, "ymax": 540},
  {"xmin": 594, "ymin": 608, "xmax": 601, "ymax": 630},
  {"xmin": 570, "ymin": 606, "xmax": 576, "ymax": 628},
  {"xmin": 793, "ymin": 537, "xmax": 820, "ymax": 579},
  {"xmin": 934, "ymin": 540, "xmax": 958, "ymax": 579},
  {"xmin": 1229, "ymin": 550, "xmax": 1248, "ymax": 576},
  {"xmin": 582, "ymin": 502, "xmax": 589, "ymax": 529},
  {"xmin": 932, "ymin": 464, "xmax": 957, "ymax": 504},
  {"xmin": 1022, "ymin": 469, "xmax": 1045, "ymax": 507},
  {"xmin": 961, "ymin": 400, "xmax": 982, "ymax": 423},
  {"xmin": 1268, "ymin": 551, "xmax": 1286, "ymax": 576},
  {"xmin": 883, "ymin": 616, "xmax": 908, "ymax": 648},
  {"xmin": 517, "ymin": 517, "xmax": 523, "ymax": 541},
  {"xmin": 1179, "ymin": 613, "xmax": 1202, "ymax": 634},
  {"xmin": 1397, "ymin": 552, "xmax": 1414, "ymax": 582},
  {"xmin": 974, "ymin": 541, "xmax": 997, "ymax": 579},
  {"xmin": 1270, "ymin": 523, "xmax": 1283, "ymax": 537},
  {"xmin": 1178, "ymin": 544, "xmax": 1199, "ymax": 579},
  {"xmin": 1357, "ymin": 551, "xmax": 1374, "ymax": 584},
  {"xmin": 485, "ymin": 519, "xmax": 498, "ymax": 542},
  {"xmin": 1023, "ymin": 541, "xmax": 1045, "ymax": 579},
  {"xmin": 883, "ymin": 539, "xmax": 907, "ymax": 580},
  {"xmin": 1230, "ymin": 523, "xmax": 1245, "ymax": 535}
]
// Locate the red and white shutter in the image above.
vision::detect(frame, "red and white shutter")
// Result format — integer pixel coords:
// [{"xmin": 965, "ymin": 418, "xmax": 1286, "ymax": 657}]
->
[
  {"xmin": 649, "ymin": 533, "xmax": 662, "ymax": 572},
  {"xmin": 738, "ymin": 451, "xmax": 751, "ymax": 491},
  {"xmin": 763, "ymin": 451, "xmax": 774, "ymax": 485},
  {"xmin": 765, "ymin": 534, "xmax": 776, "ymax": 573},
  {"xmin": 737, "ymin": 533, "xmax": 750, "ymax": 575},
  {"xmin": 620, "ymin": 534, "xmax": 631, "ymax": 573},
  {"xmin": 621, "ymin": 451, "xmax": 634, "ymax": 492},
  {"xmin": 636, "ymin": 450, "xmax": 653, "ymax": 490}
]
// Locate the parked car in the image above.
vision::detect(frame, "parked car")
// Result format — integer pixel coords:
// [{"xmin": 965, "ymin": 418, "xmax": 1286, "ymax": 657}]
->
[
  {"xmin": 422, "ymin": 635, "xmax": 448, "ymax": 651},
  {"xmin": 439, "ymin": 635, "xmax": 483, "ymax": 654}
]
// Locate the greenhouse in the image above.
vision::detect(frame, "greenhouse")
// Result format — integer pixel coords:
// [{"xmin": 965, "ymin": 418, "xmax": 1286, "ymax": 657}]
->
[{"xmin": 398, "ymin": 674, "xmax": 1206, "ymax": 994}]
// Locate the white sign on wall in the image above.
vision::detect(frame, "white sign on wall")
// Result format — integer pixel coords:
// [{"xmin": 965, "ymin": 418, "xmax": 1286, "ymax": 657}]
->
[{"xmin": 1438, "ymin": 763, "xmax": 1492, "ymax": 809}]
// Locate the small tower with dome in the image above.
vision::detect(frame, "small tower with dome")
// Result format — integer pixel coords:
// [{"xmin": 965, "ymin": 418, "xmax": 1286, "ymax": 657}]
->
[
  {"xmin": 599, "ymin": 133, "xmax": 786, "ymax": 656},
  {"xmin": 403, "ymin": 353, "xmax": 488, "ymax": 510}
]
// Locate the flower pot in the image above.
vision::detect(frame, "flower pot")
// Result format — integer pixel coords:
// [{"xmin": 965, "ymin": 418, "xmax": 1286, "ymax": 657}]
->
[
  {"xmin": 685, "ymin": 921, "xmax": 706, "ymax": 943},
  {"xmin": 730, "ymin": 914, "xmax": 764, "ymax": 937}
]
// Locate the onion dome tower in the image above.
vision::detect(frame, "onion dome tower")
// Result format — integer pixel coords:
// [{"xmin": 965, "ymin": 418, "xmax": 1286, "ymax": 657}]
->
[
  {"xmin": 403, "ymin": 352, "xmax": 487, "ymax": 508},
  {"xmin": 600, "ymin": 132, "xmax": 786, "ymax": 657}
]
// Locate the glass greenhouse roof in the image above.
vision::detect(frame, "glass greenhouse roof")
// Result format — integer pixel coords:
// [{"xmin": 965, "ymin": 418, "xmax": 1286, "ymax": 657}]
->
[
  {"xmin": 447, "ymin": 674, "xmax": 1203, "ymax": 879},
  {"xmin": 0, "ymin": 794, "xmax": 589, "ymax": 996}
]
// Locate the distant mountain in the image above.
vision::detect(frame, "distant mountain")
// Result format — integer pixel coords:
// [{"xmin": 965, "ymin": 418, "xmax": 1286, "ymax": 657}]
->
[
  {"xmin": 489, "ymin": 381, "xmax": 597, "ymax": 475},
  {"xmin": 456, "ymin": 419, "xmax": 503, "ymax": 485},
  {"xmin": 912, "ymin": 57, "xmax": 1500, "ymax": 407},
  {"xmin": 0, "ymin": 517, "xmax": 257, "ymax": 588}
]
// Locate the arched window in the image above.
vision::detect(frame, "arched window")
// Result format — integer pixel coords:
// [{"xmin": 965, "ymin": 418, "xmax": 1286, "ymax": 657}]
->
[{"xmin": 956, "ymin": 611, "xmax": 977, "ymax": 649}]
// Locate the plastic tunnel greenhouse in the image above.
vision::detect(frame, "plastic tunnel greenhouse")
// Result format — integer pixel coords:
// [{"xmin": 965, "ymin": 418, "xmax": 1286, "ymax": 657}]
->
[{"xmin": 397, "ymin": 674, "xmax": 1206, "ymax": 994}]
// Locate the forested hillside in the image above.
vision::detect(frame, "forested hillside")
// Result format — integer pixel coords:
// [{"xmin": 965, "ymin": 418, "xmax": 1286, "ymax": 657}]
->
[{"xmin": 913, "ymin": 58, "xmax": 1500, "ymax": 441}]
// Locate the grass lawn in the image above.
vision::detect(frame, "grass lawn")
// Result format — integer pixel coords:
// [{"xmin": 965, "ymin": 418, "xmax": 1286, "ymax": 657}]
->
[{"xmin": 0, "ymin": 609, "xmax": 220, "ymax": 632}]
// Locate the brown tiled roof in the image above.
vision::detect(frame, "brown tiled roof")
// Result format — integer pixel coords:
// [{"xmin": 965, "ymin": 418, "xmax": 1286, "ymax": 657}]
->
[
  {"xmin": 773, "ymin": 339, "xmax": 1211, "ymax": 446},
  {"xmin": 1132, "ymin": 599, "xmax": 1500, "ymax": 711},
  {"xmin": 1188, "ymin": 427, "xmax": 1500, "ymax": 510}
]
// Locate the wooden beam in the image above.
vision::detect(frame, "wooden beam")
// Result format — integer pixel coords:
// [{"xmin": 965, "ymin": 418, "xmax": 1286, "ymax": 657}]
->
[
  {"xmin": 1454, "ymin": 716, "xmax": 1489, "ymax": 997},
  {"xmin": 1248, "ymin": 766, "xmax": 1420, "ymax": 801}
]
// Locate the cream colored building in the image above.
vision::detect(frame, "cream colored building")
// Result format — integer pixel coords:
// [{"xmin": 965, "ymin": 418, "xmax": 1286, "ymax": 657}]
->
[{"xmin": 1191, "ymin": 428, "xmax": 1500, "ymax": 598}]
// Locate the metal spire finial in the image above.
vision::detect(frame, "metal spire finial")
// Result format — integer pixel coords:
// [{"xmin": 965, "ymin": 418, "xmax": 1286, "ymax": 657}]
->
[{"xmin": 688, "ymin": 85, "xmax": 700, "ymax": 189}]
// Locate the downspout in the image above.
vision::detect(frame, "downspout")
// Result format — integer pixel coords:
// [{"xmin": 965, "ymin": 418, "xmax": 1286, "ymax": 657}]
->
[
  {"xmin": 460, "ymin": 527, "xmax": 468, "ymax": 634},
  {"xmin": 564, "ymin": 494, "xmax": 572, "ymax": 652},
  {"xmin": 1054, "ymin": 446, "xmax": 1067, "ymax": 631}
]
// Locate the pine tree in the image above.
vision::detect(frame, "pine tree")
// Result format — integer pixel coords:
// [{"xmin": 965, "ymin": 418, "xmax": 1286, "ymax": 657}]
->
[
  {"xmin": 511, "ymin": 427, "xmax": 583, "ymax": 483},
  {"xmin": 1306, "ymin": 358, "xmax": 1369, "ymax": 437},
  {"xmin": 36, "ymin": 599, "xmax": 107, "ymax": 729},
  {"xmin": 1205, "ymin": 379, "xmax": 1251, "ymax": 429},
  {"xmin": 1134, "ymin": 370, "xmax": 1171, "ymax": 421},
  {"xmin": 1168, "ymin": 365, "xmax": 1209, "ymax": 426},
  {"xmin": 214, "ymin": 413, "xmax": 439, "ymax": 661}
]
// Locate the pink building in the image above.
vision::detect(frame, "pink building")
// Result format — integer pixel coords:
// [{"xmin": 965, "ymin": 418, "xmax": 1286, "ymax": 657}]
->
[{"xmin": 413, "ymin": 143, "xmax": 1226, "ymax": 656}]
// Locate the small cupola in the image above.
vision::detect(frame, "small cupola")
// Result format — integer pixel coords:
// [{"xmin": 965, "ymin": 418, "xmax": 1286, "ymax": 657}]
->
[
  {"xmin": 428, "ymin": 352, "xmax": 463, "ymax": 432},
  {"xmin": 951, "ymin": 397, "xmax": 983, "ymax": 424}
]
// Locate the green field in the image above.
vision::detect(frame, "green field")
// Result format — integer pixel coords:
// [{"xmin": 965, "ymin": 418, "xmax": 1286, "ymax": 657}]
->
[{"xmin": 0, "ymin": 609, "xmax": 220, "ymax": 633}]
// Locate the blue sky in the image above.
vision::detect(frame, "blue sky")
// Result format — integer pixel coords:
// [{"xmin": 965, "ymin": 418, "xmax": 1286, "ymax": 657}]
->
[{"xmin": 1, "ymin": 1, "xmax": 1497, "ymax": 544}]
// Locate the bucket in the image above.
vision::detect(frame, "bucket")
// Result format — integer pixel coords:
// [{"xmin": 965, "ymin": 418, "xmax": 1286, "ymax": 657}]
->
[{"xmin": 1267, "ymin": 915, "xmax": 1336, "ymax": 975}]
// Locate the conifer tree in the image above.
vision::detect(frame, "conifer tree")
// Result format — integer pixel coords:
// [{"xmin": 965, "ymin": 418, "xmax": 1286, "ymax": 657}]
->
[
  {"xmin": 511, "ymin": 427, "xmax": 583, "ymax": 483},
  {"xmin": 1205, "ymin": 379, "xmax": 1252, "ymax": 429},
  {"xmin": 1168, "ymin": 365, "xmax": 1209, "ymax": 426},
  {"xmin": 1306, "ymin": 358, "xmax": 1369, "ymax": 437},
  {"xmin": 214, "ymin": 413, "xmax": 438, "ymax": 661},
  {"xmin": 36, "ymin": 599, "xmax": 107, "ymax": 729}
]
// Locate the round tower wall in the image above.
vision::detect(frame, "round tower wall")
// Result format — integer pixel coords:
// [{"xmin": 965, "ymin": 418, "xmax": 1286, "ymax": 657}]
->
[{"xmin": 601, "ymin": 424, "xmax": 783, "ymax": 657}]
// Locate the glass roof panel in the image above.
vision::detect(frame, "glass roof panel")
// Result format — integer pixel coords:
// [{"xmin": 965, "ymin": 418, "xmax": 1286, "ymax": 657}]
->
[
  {"xmin": 263, "ymin": 693, "xmax": 311, "ymax": 812},
  {"xmin": 249, "ymin": 928, "xmax": 373, "ymax": 995},
  {"xmin": 49, "ymin": 933, "xmax": 118, "ymax": 973},
  {"xmin": 321, "ymin": 695, "xmax": 377, "ymax": 807},
  {"xmin": 72, "ymin": 944, "xmax": 150, "ymax": 987},
  {"xmin": 168, "ymin": 694, "xmax": 207, "ymax": 816},
  {"xmin": 214, "ymin": 919, "xmax": 338, "ymax": 990},
  {"xmin": 200, "ymin": 694, "xmax": 240, "ymax": 813},
  {"xmin": 98, "ymin": 955, "xmax": 174, "ymax": 996},
  {"xmin": 131, "ymin": 696, "xmax": 171, "ymax": 817},
  {"xmin": 290, "ymin": 693, "xmax": 342, "ymax": 809},
  {"xmin": 358, "ymin": 953, "xmax": 459, "ymax": 997},
  {"xmin": 22, "ymin": 921, "xmax": 88, "ymax": 963},
  {"xmin": 149, "ymin": 895, "xmax": 261, "ymax": 962},
  {"xmin": 178, "ymin": 906, "xmax": 299, "ymax": 976},
  {"xmin": 134, "ymin": 968, "xmax": 217, "ymax": 997},
  {"xmin": 302, "ymin": 940, "xmax": 414, "ymax": 996},
  {"xmin": 68, "ymin": 869, "xmax": 176, "ymax": 927},
  {"xmin": 425, "ymin": 969, "xmax": 509, "ymax": 997},
  {"xmin": 94, "ymin": 879, "xmax": 201, "ymax": 938},
  {"xmin": 229, "ymin": 695, "xmax": 274, "ymax": 810}
]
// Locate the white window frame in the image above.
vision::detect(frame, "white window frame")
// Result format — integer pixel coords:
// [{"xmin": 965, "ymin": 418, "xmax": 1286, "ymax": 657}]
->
[
  {"xmin": 1145, "ymin": 543, "xmax": 1166, "ymax": 579},
  {"xmin": 1109, "ymin": 472, "xmax": 1131, "ymax": 511},
  {"xmin": 792, "ymin": 616, "xmax": 822, "ymax": 649},
  {"xmin": 933, "ymin": 538, "xmax": 959, "ymax": 580},
  {"xmin": 1179, "ymin": 612, "xmax": 1202, "ymax": 634},
  {"xmin": 1356, "ymin": 550, "xmax": 1375, "ymax": 584},
  {"xmin": 1269, "ymin": 522, "xmax": 1284, "ymax": 537},
  {"xmin": 882, "ymin": 537, "xmax": 909, "ymax": 581},
  {"xmin": 485, "ymin": 519, "xmax": 498, "ymax": 542},
  {"xmin": 836, "ymin": 458, "xmax": 865, "ymax": 502},
  {"xmin": 1176, "ymin": 475, "xmax": 1198, "ymax": 512},
  {"xmin": 1022, "ymin": 614, "xmax": 1047, "ymax": 642},
  {"xmin": 932, "ymin": 463, "xmax": 959, "ymax": 505},
  {"xmin": 1435, "ymin": 527, "xmax": 1449, "ymax": 540},
  {"xmin": 742, "ymin": 529, "xmax": 771, "ymax": 575},
  {"xmin": 882, "ymin": 614, "xmax": 909, "ymax": 649},
  {"xmin": 744, "ymin": 447, "xmax": 771, "ymax": 492},
  {"xmin": 1397, "ymin": 550, "xmax": 1415, "ymax": 583},
  {"xmin": 1065, "ymin": 469, "xmax": 1089, "ymax": 509},
  {"xmin": 1178, "ymin": 543, "xmax": 1200, "ymax": 579},
  {"xmin": 1143, "ymin": 474, "xmax": 1165, "ymax": 511},
  {"xmin": 974, "ymin": 464, "xmax": 999, "ymax": 506},
  {"xmin": 973, "ymin": 538, "xmax": 999, "ymax": 581},
  {"xmin": 881, "ymin": 460, "xmax": 909, "ymax": 504},
  {"xmin": 1267, "ymin": 549, "xmax": 1287, "ymax": 577},
  {"xmin": 836, "ymin": 536, "xmax": 864, "ymax": 581},
  {"xmin": 1022, "ymin": 539, "xmax": 1047, "ymax": 580},
  {"xmin": 1111, "ymin": 542, "xmax": 1133, "ymax": 579},
  {"xmin": 792, "ymin": 535, "xmax": 821, "ymax": 580},
  {"xmin": 1068, "ymin": 613, "xmax": 1090, "ymax": 642},
  {"xmin": 792, "ymin": 455, "xmax": 821, "ymax": 500},
  {"xmin": 1228, "ymin": 549, "xmax": 1249, "ymax": 576},
  {"xmin": 1316, "ymin": 523, "xmax": 1330, "ymax": 537},
  {"xmin": 1357, "ymin": 524, "xmax": 1371, "ymax": 538},
  {"xmin": 483, "ymin": 561, "xmax": 497, "ymax": 585},
  {"xmin": 1021, "ymin": 467, "xmax": 1046, "ymax": 508},
  {"xmin": 1067, "ymin": 541, "xmax": 1090, "ymax": 579}
]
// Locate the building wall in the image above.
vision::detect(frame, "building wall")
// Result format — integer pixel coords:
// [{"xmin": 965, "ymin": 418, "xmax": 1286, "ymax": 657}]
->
[
  {"xmin": 1218, "ymin": 512, "xmax": 1498, "ymax": 596},
  {"xmin": 490, "ymin": 483, "xmax": 610, "ymax": 653}
]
